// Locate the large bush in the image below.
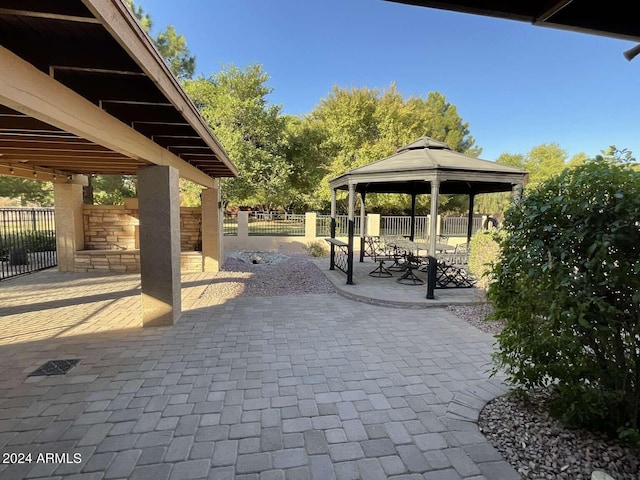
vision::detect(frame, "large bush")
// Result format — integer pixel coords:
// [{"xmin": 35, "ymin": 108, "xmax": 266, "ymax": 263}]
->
[
  {"xmin": 468, "ymin": 231, "xmax": 501, "ymax": 289},
  {"xmin": 488, "ymin": 158, "xmax": 640, "ymax": 437}
]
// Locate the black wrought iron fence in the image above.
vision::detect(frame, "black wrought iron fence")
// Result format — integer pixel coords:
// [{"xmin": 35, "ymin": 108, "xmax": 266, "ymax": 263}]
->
[
  {"xmin": 0, "ymin": 208, "xmax": 57, "ymax": 280},
  {"xmin": 316, "ymin": 215, "xmax": 363, "ymax": 237},
  {"xmin": 248, "ymin": 212, "xmax": 305, "ymax": 236},
  {"xmin": 223, "ymin": 213, "xmax": 238, "ymax": 236}
]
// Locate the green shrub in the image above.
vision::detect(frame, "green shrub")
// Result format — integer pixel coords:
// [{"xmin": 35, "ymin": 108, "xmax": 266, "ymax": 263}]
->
[
  {"xmin": 468, "ymin": 231, "xmax": 501, "ymax": 289},
  {"xmin": 488, "ymin": 158, "xmax": 640, "ymax": 438},
  {"xmin": 305, "ymin": 240, "xmax": 328, "ymax": 257},
  {"xmin": 0, "ymin": 230, "xmax": 56, "ymax": 254}
]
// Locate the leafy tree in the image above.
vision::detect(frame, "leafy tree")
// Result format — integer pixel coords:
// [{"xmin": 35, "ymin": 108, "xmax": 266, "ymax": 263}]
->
[
  {"xmin": 125, "ymin": 0, "xmax": 195, "ymax": 80},
  {"xmin": 92, "ymin": 175, "xmax": 136, "ymax": 205},
  {"xmin": 184, "ymin": 64, "xmax": 291, "ymax": 210},
  {"xmin": 475, "ymin": 145, "xmax": 589, "ymax": 217},
  {"xmin": 0, "ymin": 177, "xmax": 53, "ymax": 206},
  {"xmin": 179, "ymin": 178, "xmax": 202, "ymax": 207},
  {"xmin": 488, "ymin": 150, "xmax": 640, "ymax": 437},
  {"xmin": 300, "ymin": 84, "xmax": 480, "ymax": 213},
  {"xmin": 154, "ymin": 25, "xmax": 196, "ymax": 81}
]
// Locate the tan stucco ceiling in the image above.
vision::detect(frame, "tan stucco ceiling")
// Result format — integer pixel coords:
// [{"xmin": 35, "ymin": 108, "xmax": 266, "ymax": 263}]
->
[{"xmin": 0, "ymin": 0, "xmax": 237, "ymax": 186}]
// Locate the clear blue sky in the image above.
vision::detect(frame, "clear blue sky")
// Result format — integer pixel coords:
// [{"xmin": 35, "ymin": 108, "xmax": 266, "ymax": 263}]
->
[{"xmin": 141, "ymin": 0, "xmax": 639, "ymax": 162}]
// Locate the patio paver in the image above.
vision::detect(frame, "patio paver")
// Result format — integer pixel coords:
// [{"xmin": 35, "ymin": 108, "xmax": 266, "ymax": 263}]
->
[{"xmin": 0, "ymin": 268, "xmax": 519, "ymax": 479}]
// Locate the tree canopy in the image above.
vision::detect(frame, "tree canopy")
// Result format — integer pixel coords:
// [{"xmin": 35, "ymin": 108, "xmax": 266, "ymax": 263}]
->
[
  {"xmin": 125, "ymin": 0, "xmax": 195, "ymax": 80},
  {"xmin": 184, "ymin": 64, "xmax": 291, "ymax": 210},
  {"xmin": 295, "ymin": 84, "xmax": 481, "ymax": 213}
]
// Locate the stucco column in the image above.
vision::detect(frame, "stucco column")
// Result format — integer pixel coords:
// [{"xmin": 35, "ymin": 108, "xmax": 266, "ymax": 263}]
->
[
  {"xmin": 367, "ymin": 214, "xmax": 380, "ymax": 237},
  {"xmin": 305, "ymin": 212, "xmax": 317, "ymax": 238},
  {"xmin": 137, "ymin": 165, "xmax": 181, "ymax": 327},
  {"xmin": 53, "ymin": 182, "xmax": 85, "ymax": 272},
  {"xmin": 201, "ymin": 183, "xmax": 222, "ymax": 272}
]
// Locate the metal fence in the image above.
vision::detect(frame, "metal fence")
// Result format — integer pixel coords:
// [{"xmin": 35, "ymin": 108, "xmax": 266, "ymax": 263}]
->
[
  {"xmin": 223, "ymin": 212, "xmax": 486, "ymax": 238},
  {"xmin": 380, "ymin": 216, "xmax": 429, "ymax": 239},
  {"xmin": 1, "ymin": 208, "xmax": 57, "ymax": 281},
  {"xmin": 441, "ymin": 216, "xmax": 484, "ymax": 236},
  {"xmin": 223, "ymin": 213, "xmax": 238, "ymax": 236},
  {"xmin": 248, "ymin": 212, "xmax": 305, "ymax": 236},
  {"xmin": 316, "ymin": 215, "xmax": 363, "ymax": 237}
]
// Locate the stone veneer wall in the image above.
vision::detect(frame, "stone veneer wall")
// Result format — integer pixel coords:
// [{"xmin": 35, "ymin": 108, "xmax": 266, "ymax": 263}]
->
[
  {"xmin": 83, "ymin": 205, "xmax": 138, "ymax": 250},
  {"xmin": 82, "ymin": 204, "xmax": 202, "ymax": 252},
  {"xmin": 77, "ymin": 203, "xmax": 204, "ymax": 273},
  {"xmin": 74, "ymin": 250, "xmax": 203, "ymax": 273},
  {"xmin": 180, "ymin": 207, "xmax": 201, "ymax": 251}
]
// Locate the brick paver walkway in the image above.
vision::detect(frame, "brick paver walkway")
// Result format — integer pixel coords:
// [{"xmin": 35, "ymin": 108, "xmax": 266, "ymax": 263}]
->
[{"xmin": 0, "ymin": 270, "xmax": 519, "ymax": 479}]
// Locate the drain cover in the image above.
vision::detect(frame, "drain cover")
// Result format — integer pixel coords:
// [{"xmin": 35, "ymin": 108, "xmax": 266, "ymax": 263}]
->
[{"xmin": 29, "ymin": 359, "xmax": 81, "ymax": 376}]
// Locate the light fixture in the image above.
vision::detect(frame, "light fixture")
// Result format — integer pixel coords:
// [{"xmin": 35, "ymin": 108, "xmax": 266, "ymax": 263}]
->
[
  {"xmin": 623, "ymin": 44, "xmax": 640, "ymax": 61},
  {"xmin": 9, "ymin": 166, "xmax": 14, "ymax": 174},
  {"xmin": 33, "ymin": 170, "xmax": 38, "ymax": 178}
]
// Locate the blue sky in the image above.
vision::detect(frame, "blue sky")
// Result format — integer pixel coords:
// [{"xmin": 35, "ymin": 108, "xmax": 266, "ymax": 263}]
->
[{"xmin": 141, "ymin": 0, "xmax": 639, "ymax": 162}]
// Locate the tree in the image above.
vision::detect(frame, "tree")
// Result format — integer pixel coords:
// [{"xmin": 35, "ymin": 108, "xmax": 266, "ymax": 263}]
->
[
  {"xmin": 0, "ymin": 178, "xmax": 53, "ymax": 206},
  {"xmin": 125, "ymin": 1, "xmax": 195, "ymax": 80},
  {"xmin": 184, "ymin": 64, "xmax": 291, "ymax": 210},
  {"xmin": 475, "ymin": 145, "xmax": 589, "ymax": 217},
  {"xmin": 297, "ymin": 84, "xmax": 480, "ymax": 213},
  {"xmin": 488, "ymin": 151, "xmax": 640, "ymax": 437},
  {"xmin": 92, "ymin": 176, "xmax": 136, "ymax": 205}
]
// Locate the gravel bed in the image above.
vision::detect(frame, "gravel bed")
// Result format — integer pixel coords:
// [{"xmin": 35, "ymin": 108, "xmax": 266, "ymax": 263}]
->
[
  {"xmin": 480, "ymin": 390, "xmax": 640, "ymax": 480},
  {"xmin": 447, "ymin": 303, "xmax": 504, "ymax": 335},
  {"xmin": 200, "ymin": 251, "xmax": 335, "ymax": 301},
  {"xmin": 449, "ymin": 304, "xmax": 639, "ymax": 480}
]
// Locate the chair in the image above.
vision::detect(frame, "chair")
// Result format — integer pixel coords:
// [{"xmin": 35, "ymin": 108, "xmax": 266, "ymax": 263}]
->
[
  {"xmin": 396, "ymin": 254, "xmax": 424, "ymax": 285},
  {"xmin": 368, "ymin": 236, "xmax": 394, "ymax": 277},
  {"xmin": 455, "ymin": 242, "xmax": 468, "ymax": 253}
]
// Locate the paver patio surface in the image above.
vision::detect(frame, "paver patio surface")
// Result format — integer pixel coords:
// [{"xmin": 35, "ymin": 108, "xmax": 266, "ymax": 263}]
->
[{"xmin": 0, "ymin": 269, "xmax": 519, "ymax": 479}]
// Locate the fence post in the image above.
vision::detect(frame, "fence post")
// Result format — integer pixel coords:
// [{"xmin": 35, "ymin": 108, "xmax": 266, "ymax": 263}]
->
[
  {"xmin": 436, "ymin": 215, "xmax": 442, "ymax": 236},
  {"xmin": 305, "ymin": 212, "xmax": 317, "ymax": 238},
  {"xmin": 366, "ymin": 213, "xmax": 380, "ymax": 236},
  {"xmin": 237, "ymin": 211, "xmax": 249, "ymax": 237}
]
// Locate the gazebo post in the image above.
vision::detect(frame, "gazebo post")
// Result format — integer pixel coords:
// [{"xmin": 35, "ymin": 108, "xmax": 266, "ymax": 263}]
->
[
  {"xmin": 410, "ymin": 192, "xmax": 417, "ymax": 241},
  {"xmin": 512, "ymin": 182, "xmax": 523, "ymax": 203},
  {"xmin": 347, "ymin": 183, "xmax": 356, "ymax": 285},
  {"xmin": 359, "ymin": 190, "xmax": 366, "ymax": 262},
  {"xmin": 329, "ymin": 188, "xmax": 337, "ymax": 271},
  {"xmin": 429, "ymin": 179, "xmax": 440, "ymax": 255},
  {"xmin": 466, "ymin": 192, "xmax": 475, "ymax": 245}
]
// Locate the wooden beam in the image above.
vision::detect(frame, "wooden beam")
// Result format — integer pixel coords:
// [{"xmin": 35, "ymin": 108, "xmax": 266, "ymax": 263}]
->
[
  {"xmin": 0, "ymin": 45, "xmax": 216, "ymax": 188},
  {"xmin": 0, "ymin": 8, "xmax": 102, "ymax": 24},
  {"xmin": 83, "ymin": 0, "xmax": 237, "ymax": 177},
  {"xmin": 0, "ymin": 163, "xmax": 88, "ymax": 184}
]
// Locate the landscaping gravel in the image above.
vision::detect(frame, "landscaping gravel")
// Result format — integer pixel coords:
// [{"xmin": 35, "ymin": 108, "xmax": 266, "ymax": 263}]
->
[
  {"xmin": 200, "ymin": 251, "xmax": 335, "ymax": 301},
  {"xmin": 449, "ymin": 304, "xmax": 640, "ymax": 480}
]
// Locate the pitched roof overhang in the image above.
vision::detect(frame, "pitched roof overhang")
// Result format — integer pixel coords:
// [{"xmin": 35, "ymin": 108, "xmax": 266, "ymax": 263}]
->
[
  {"xmin": 386, "ymin": 1, "xmax": 640, "ymax": 43},
  {"xmin": 0, "ymin": 0, "xmax": 237, "ymax": 187}
]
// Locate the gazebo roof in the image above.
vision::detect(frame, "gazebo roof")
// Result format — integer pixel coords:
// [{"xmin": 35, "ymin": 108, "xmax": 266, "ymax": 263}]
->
[{"xmin": 329, "ymin": 136, "xmax": 528, "ymax": 195}]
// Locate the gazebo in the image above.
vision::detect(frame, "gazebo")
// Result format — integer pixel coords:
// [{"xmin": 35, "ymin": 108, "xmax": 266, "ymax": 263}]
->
[{"xmin": 328, "ymin": 137, "xmax": 528, "ymax": 284}]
